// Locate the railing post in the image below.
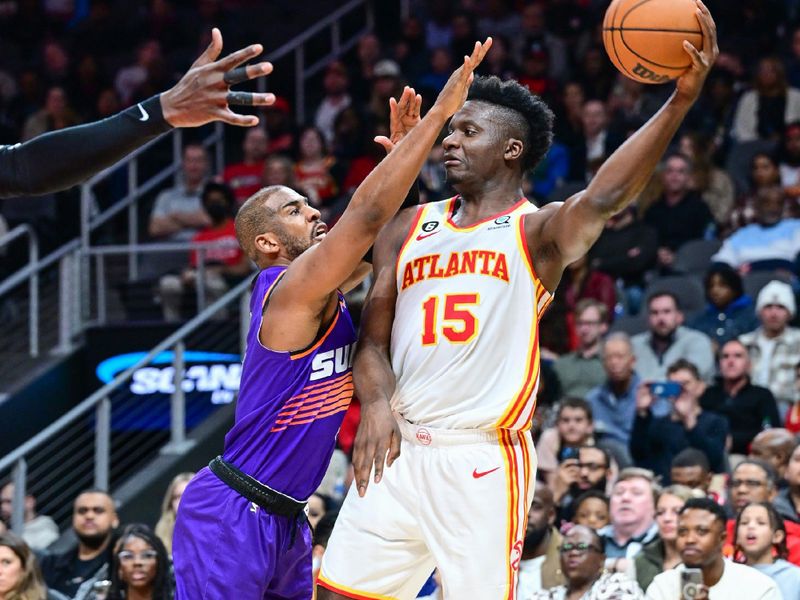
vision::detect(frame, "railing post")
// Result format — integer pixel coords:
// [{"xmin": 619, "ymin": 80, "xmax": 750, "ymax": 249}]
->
[
  {"xmin": 332, "ymin": 20, "xmax": 341, "ymax": 54},
  {"xmin": 173, "ymin": 129, "xmax": 182, "ymax": 186},
  {"xmin": 295, "ymin": 46, "xmax": 305, "ymax": 125},
  {"xmin": 128, "ymin": 159, "xmax": 139, "ymax": 281},
  {"xmin": 28, "ymin": 229, "xmax": 39, "ymax": 357},
  {"xmin": 196, "ymin": 250, "xmax": 206, "ymax": 312},
  {"xmin": 94, "ymin": 397, "xmax": 111, "ymax": 491},
  {"xmin": 96, "ymin": 254, "xmax": 107, "ymax": 325},
  {"xmin": 215, "ymin": 122, "xmax": 224, "ymax": 175},
  {"xmin": 80, "ymin": 185, "xmax": 92, "ymax": 322},
  {"xmin": 366, "ymin": 0, "xmax": 375, "ymax": 30},
  {"xmin": 10, "ymin": 458, "xmax": 26, "ymax": 535},
  {"xmin": 162, "ymin": 341, "xmax": 195, "ymax": 454}
]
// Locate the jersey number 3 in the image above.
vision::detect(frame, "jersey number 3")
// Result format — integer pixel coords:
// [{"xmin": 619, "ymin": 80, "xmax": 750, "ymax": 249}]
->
[{"xmin": 421, "ymin": 293, "xmax": 480, "ymax": 345}]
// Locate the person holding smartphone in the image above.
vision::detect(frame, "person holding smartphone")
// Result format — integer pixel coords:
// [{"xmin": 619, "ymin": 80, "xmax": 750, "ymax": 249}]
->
[
  {"xmin": 631, "ymin": 359, "xmax": 728, "ymax": 483},
  {"xmin": 645, "ymin": 497, "xmax": 780, "ymax": 599}
]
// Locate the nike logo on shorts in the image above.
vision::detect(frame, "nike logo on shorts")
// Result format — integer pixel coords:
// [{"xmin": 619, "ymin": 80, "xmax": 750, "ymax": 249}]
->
[
  {"xmin": 137, "ymin": 103, "xmax": 149, "ymax": 122},
  {"xmin": 416, "ymin": 231, "xmax": 440, "ymax": 241},
  {"xmin": 472, "ymin": 467, "xmax": 500, "ymax": 479}
]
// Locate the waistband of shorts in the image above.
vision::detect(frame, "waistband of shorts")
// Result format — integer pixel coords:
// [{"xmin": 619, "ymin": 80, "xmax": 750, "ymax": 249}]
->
[{"xmin": 396, "ymin": 415, "xmax": 516, "ymax": 447}]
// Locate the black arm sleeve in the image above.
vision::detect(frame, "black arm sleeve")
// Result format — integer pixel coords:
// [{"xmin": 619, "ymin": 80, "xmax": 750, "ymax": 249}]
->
[{"xmin": 0, "ymin": 95, "xmax": 172, "ymax": 199}]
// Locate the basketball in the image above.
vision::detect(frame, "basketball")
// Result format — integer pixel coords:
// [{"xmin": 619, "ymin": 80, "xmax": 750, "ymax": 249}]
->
[{"xmin": 602, "ymin": 0, "xmax": 704, "ymax": 84}]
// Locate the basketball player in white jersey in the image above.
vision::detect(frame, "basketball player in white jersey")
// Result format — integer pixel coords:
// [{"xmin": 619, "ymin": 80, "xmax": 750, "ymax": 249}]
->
[{"xmin": 318, "ymin": 3, "xmax": 717, "ymax": 599}]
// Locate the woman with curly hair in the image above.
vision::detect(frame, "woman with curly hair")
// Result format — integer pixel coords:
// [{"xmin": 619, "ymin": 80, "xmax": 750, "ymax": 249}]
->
[{"xmin": 107, "ymin": 525, "xmax": 171, "ymax": 600}]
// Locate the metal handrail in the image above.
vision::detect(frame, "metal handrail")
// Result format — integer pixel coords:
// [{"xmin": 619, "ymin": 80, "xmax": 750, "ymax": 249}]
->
[
  {"xmin": 0, "ymin": 225, "xmax": 39, "ymax": 355},
  {"xmin": 0, "ymin": 275, "xmax": 252, "ymax": 473}
]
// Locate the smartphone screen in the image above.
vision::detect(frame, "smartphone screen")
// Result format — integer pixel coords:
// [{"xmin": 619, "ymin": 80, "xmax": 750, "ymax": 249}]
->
[
  {"xmin": 680, "ymin": 568, "xmax": 703, "ymax": 599},
  {"xmin": 649, "ymin": 381, "xmax": 682, "ymax": 399}
]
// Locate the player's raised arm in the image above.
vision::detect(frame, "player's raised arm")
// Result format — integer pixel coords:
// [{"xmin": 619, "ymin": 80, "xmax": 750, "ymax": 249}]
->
[
  {"xmin": 530, "ymin": 0, "xmax": 717, "ymax": 290},
  {"xmin": 275, "ymin": 39, "xmax": 492, "ymax": 309},
  {"xmin": 0, "ymin": 28, "xmax": 274, "ymax": 199}
]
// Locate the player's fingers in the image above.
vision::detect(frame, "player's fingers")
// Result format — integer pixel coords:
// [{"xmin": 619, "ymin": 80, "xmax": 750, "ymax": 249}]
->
[
  {"xmin": 352, "ymin": 440, "xmax": 374, "ymax": 496},
  {"xmin": 192, "ymin": 27, "xmax": 223, "ymax": 68},
  {"xmin": 215, "ymin": 43, "xmax": 264, "ymax": 72},
  {"xmin": 216, "ymin": 109, "xmax": 259, "ymax": 127},
  {"xmin": 682, "ymin": 41, "xmax": 705, "ymax": 69},
  {"xmin": 373, "ymin": 444, "xmax": 388, "ymax": 483},
  {"xmin": 413, "ymin": 93, "xmax": 422, "ymax": 118},
  {"xmin": 223, "ymin": 61, "xmax": 273, "ymax": 86},
  {"xmin": 387, "ymin": 429, "xmax": 401, "ymax": 467},
  {"xmin": 374, "ymin": 136, "xmax": 394, "ymax": 154}
]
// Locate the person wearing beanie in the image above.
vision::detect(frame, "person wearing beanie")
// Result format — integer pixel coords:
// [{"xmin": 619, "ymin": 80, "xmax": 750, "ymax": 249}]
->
[{"xmin": 739, "ymin": 280, "xmax": 800, "ymax": 416}]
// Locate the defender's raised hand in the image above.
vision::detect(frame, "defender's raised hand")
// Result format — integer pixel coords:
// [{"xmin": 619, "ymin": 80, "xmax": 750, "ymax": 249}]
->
[
  {"xmin": 160, "ymin": 28, "xmax": 276, "ymax": 128},
  {"xmin": 676, "ymin": 0, "xmax": 718, "ymax": 103},
  {"xmin": 374, "ymin": 86, "xmax": 423, "ymax": 154},
  {"xmin": 431, "ymin": 38, "xmax": 493, "ymax": 118}
]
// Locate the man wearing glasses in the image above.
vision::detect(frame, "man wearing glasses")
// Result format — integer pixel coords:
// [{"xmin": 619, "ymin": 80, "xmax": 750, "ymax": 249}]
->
[{"xmin": 40, "ymin": 490, "xmax": 119, "ymax": 599}]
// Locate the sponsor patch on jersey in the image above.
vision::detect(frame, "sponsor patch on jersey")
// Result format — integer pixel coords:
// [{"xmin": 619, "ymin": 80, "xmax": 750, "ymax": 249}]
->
[
  {"xmin": 421, "ymin": 220, "xmax": 439, "ymax": 233},
  {"xmin": 416, "ymin": 428, "xmax": 432, "ymax": 445},
  {"xmin": 488, "ymin": 215, "xmax": 512, "ymax": 231}
]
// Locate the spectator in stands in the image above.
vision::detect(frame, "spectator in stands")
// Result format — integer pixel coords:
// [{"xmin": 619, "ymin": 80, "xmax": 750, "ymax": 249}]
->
[
  {"xmin": 750, "ymin": 429, "xmax": 798, "ymax": 485},
  {"xmin": 223, "ymin": 127, "xmax": 268, "ymax": 205},
  {"xmin": 293, "ymin": 126, "xmax": 339, "ymax": 210},
  {"xmin": 314, "ymin": 61, "xmax": 352, "ymax": 147},
  {"xmin": 779, "ymin": 121, "xmax": 800, "ymax": 195},
  {"xmin": 679, "ymin": 131, "xmax": 735, "ymax": 226},
  {"xmin": 727, "ymin": 152, "xmax": 783, "ymax": 235},
  {"xmin": 712, "ymin": 185, "xmax": 800, "ymax": 272},
  {"xmin": 558, "ymin": 254, "xmax": 616, "ymax": 324},
  {"xmin": 689, "ymin": 265, "xmax": 759, "ymax": 347},
  {"xmin": 531, "ymin": 525, "xmax": 644, "ymax": 600},
  {"xmin": 643, "ymin": 154, "xmax": 714, "ymax": 272},
  {"xmin": 790, "ymin": 361, "xmax": 800, "ymax": 434},
  {"xmin": 480, "ymin": 35, "xmax": 518, "ymax": 83},
  {"xmin": 567, "ymin": 99, "xmax": 623, "ymax": 184},
  {"xmin": 262, "ymin": 155, "xmax": 297, "ymax": 189},
  {"xmin": 154, "ymin": 472, "xmax": 194, "ymax": 556},
  {"xmin": 158, "ymin": 182, "xmax": 249, "ymax": 322},
  {"xmin": 513, "ymin": 3, "xmax": 568, "ymax": 83},
  {"xmin": 41, "ymin": 489, "xmax": 118, "ymax": 598},
  {"xmin": 553, "ymin": 299, "xmax": 608, "ymax": 399},
  {"xmin": 107, "ymin": 524, "xmax": 171, "ymax": 600},
  {"xmin": 308, "ymin": 493, "xmax": 328, "ymax": 530},
  {"xmin": 631, "ymin": 359, "xmax": 728, "ymax": 483},
  {"xmin": 22, "ymin": 86, "xmax": 79, "ymax": 141},
  {"xmin": 632, "ymin": 292, "xmax": 716, "ymax": 382},
  {"xmin": 731, "ymin": 56, "xmax": 800, "ymax": 143},
  {"xmin": 517, "ymin": 487, "xmax": 565, "ymax": 598},
  {"xmin": 630, "ymin": 485, "xmax": 702, "ymax": 593},
  {"xmin": 312, "ymin": 511, "xmax": 338, "ymax": 585},
  {"xmin": 0, "ymin": 483, "xmax": 58, "ymax": 551},
  {"xmin": 599, "ymin": 468, "xmax": 659, "ymax": 561},
  {"xmin": 417, "ymin": 47, "xmax": 454, "ymax": 96},
  {"xmin": 146, "ymin": 143, "xmax": 211, "ymax": 276},
  {"xmin": 735, "ymin": 501, "xmax": 800, "ymax": 599},
  {"xmin": 588, "ymin": 333, "xmax": 668, "ymax": 466},
  {"xmin": 670, "ymin": 449, "xmax": 713, "ymax": 496},
  {"xmin": 646, "ymin": 497, "xmax": 781, "ymax": 599},
  {"xmin": 588, "ymin": 206, "xmax": 657, "ymax": 315},
  {"xmin": 367, "ymin": 60, "xmax": 403, "ymax": 126},
  {"xmin": 740, "ymin": 280, "xmax": 800, "ymax": 412},
  {"xmin": 775, "ymin": 444, "xmax": 800, "ymax": 523},
  {"xmin": 0, "ymin": 532, "xmax": 65, "ymax": 600},
  {"xmin": 573, "ymin": 491, "xmax": 610, "ymax": 530},
  {"xmin": 538, "ymin": 398, "xmax": 596, "ymax": 484},
  {"xmin": 700, "ymin": 339, "xmax": 780, "ymax": 455},
  {"xmin": 726, "ymin": 459, "xmax": 800, "ymax": 564},
  {"xmin": 517, "ymin": 44, "xmax": 557, "ymax": 103},
  {"xmin": 115, "ymin": 39, "xmax": 162, "ymax": 105},
  {"xmin": 555, "ymin": 446, "xmax": 613, "ymax": 524},
  {"xmin": 263, "ymin": 97, "xmax": 294, "ymax": 156}
]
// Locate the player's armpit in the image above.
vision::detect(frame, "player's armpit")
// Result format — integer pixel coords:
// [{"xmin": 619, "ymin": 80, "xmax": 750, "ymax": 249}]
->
[{"xmin": 340, "ymin": 261, "xmax": 372, "ymax": 294}]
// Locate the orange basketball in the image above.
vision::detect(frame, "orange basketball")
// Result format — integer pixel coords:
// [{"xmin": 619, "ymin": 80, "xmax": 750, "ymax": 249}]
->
[{"xmin": 602, "ymin": 0, "xmax": 704, "ymax": 84}]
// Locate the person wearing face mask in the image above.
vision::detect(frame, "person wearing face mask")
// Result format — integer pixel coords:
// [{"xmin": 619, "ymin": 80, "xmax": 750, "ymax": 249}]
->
[
  {"xmin": 735, "ymin": 501, "xmax": 800, "ymax": 600},
  {"xmin": 106, "ymin": 524, "xmax": 171, "ymax": 600},
  {"xmin": 530, "ymin": 525, "xmax": 644, "ymax": 599},
  {"xmin": 157, "ymin": 182, "xmax": 252, "ymax": 322},
  {"xmin": 517, "ymin": 487, "xmax": 565, "ymax": 598}
]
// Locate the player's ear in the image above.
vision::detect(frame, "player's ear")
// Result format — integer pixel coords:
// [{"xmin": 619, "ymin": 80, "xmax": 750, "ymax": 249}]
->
[
  {"xmin": 254, "ymin": 232, "xmax": 281, "ymax": 258},
  {"xmin": 504, "ymin": 138, "xmax": 524, "ymax": 162}
]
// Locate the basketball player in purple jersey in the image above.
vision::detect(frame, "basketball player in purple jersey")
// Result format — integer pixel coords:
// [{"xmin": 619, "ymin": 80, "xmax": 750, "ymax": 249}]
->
[{"xmin": 171, "ymin": 39, "xmax": 492, "ymax": 600}]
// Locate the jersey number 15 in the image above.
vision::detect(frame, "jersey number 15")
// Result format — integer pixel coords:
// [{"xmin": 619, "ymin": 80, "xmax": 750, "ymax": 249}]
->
[{"xmin": 421, "ymin": 293, "xmax": 480, "ymax": 345}]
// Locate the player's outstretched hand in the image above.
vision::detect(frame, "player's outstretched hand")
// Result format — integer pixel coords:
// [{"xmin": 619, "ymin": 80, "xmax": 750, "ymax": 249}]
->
[
  {"xmin": 160, "ymin": 28, "xmax": 276, "ymax": 128},
  {"xmin": 430, "ymin": 37, "xmax": 492, "ymax": 119},
  {"xmin": 352, "ymin": 400, "xmax": 401, "ymax": 497},
  {"xmin": 374, "ymin": 86, "xmax": 423, "ymax": 154},
  {"xmin": 676, "ymin": 0, "xmax": 718, "ymax": 103}
]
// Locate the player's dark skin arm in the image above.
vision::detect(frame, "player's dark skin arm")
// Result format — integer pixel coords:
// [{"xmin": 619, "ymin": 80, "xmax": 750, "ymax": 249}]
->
[
  {"xmin": 527, "ymin": 0, "xmax": 718, "ymax": 291},
  {"xmin": 0, "ymin": 28, "xmax": 274, "ymax": 199},
  {"xmin": 263, "ymin": 40, "xmax": 492, "ymax": 352}
]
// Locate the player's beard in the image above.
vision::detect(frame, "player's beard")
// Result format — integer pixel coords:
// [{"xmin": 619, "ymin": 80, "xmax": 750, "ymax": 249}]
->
[
  {"xmin": 277, "ymin": 229, "xmax": 313, "ymax": 260},
  {"xmin": 76, "ymin": 530, "xmax": 111, "ymax": 550}
]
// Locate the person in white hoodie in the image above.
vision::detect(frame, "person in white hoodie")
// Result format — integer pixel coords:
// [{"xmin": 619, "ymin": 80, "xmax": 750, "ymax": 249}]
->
[
  {"xmin": 735, "ymin": 501, "xmax": 800, "ymax": 600},
  {"xmin": 646, "ymin": 497, "xmax": 780, "ymax": 599}
]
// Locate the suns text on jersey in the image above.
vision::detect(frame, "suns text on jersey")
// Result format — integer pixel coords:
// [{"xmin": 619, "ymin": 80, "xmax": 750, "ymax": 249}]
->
[{"xmin": 401, "ymin": 250, "xmax": 510, "ymax": 290}]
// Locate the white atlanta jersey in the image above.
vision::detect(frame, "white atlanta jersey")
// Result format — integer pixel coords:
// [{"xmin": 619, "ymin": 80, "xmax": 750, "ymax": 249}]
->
[{"xmin": 391, "ymin": 196, "xmax": 553, "ymax": 431}]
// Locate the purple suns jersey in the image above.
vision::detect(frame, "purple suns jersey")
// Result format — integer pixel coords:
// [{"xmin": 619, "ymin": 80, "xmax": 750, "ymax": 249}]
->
[{"xmin": 222, "ymin": 266, "xmax": 357, "ymax": 500}]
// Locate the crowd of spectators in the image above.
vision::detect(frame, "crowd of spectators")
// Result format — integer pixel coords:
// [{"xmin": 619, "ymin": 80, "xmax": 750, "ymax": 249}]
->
[{"xmin": 7, "ymin": 0, "xmax": 800, "ymax": 599}]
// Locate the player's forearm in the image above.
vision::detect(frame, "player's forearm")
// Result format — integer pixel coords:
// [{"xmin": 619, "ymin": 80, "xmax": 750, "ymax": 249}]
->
[
  {"xmin": 583, "ymin": 92, "xmax": 694, "ymax": 218},
  {"xmin": 353, "ymin": 343, "xmax": 396, "ymax": 408},
  {"xmin": 0, "ymin": 95, "xmax": 171, "ymax": 199},
  {"xmin": 348, "ymin": 108, "xmax": 448, "ymax": 233}
]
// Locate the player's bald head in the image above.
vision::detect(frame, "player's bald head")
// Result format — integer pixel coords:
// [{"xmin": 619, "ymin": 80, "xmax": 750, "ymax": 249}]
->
[{"xmin": 234, "ymin": 185, "xmax": 289, "ymax": 261}]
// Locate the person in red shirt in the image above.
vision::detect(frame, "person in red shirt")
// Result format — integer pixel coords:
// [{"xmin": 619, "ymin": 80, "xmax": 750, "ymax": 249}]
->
[
  {"xmin": 294, "ymin": 126, "xmax": 339, "ymax": 209},
  {"xmin": 223, "ymin": 127, "xmax": 268, "ymax": 205},
  {"xmin": 159, "ymin": 182, "xmax": 251, "ymax": 321}
]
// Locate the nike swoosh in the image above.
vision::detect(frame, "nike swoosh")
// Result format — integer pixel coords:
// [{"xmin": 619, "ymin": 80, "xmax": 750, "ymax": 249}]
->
[
  {"xmin": 136, "ymin": 103, "xmax": 149, "ymax": 122},
  {"xmin": 472, "ymin": 467, "xmax": 500, "ymax": 479},
  {"xmin": 416, "ymin": 231, "xmax": 440, "ymax": 241}
]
